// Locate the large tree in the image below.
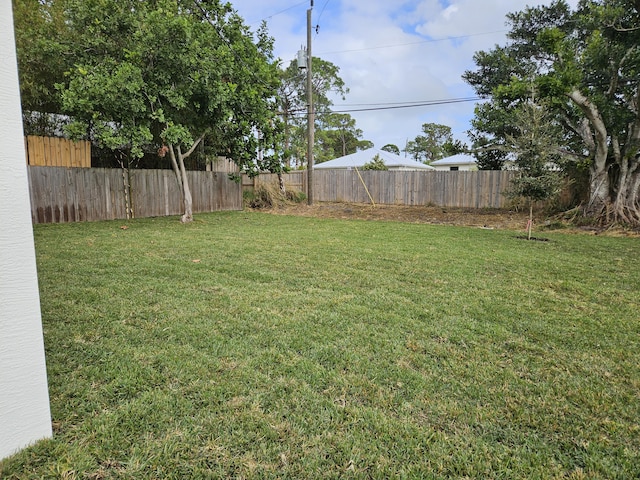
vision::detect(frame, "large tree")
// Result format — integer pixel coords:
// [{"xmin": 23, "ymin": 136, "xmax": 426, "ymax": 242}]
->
[
  {"xmin": 315, "ymin": 112, "xmax": 372, "ymax": 163},
  {"xmin": 404, "ymin": 123, "xmax": 456, "ymax": 164},
  {"xmin": 464, "ymin": 0, "xmax": 640, "ymax": 225},
  {"xmin": 13, "ymin": 0, "xmax": 71, "ymax": 135},
  {"xmin": 15, "ymin": 0, "xmax": 283, "ymax": 223},
  {"xmin": 278, "ymin": 56, "xmax": 349, "ymax": 167}
]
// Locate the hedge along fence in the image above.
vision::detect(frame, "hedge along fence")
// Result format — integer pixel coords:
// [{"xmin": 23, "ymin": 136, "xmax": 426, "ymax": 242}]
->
[
  {"xmin": 28, "ymin": 166, "xmax": 242, "ymax": 224},
  {"xmin": 248, "ymin": 170, "xmax": 516, "ymax": 209}
]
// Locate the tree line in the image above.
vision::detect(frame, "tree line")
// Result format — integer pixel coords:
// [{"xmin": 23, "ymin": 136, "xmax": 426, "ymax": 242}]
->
[
  {"xmin": 13, "ymin": 0, "xmax": 640, "ymax": 226},
  {"xmin": 12, "ymin": 0, "xmax": 455, "ymax": 221}
]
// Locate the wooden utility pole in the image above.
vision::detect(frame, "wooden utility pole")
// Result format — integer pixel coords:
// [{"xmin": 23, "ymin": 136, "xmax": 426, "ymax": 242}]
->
[{"xmin": 306, "ymin": 1, "xmax": 314, "ymax": 205}]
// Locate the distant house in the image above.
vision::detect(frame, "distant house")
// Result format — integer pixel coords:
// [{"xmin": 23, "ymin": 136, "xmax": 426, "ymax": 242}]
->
[
  {"xmin": 314, "ymin": 148, "xmax": 435, "ymax": 171},
  {"xmin": 430, "ymin": 154, "xmax": 478, "ymax": 171}
]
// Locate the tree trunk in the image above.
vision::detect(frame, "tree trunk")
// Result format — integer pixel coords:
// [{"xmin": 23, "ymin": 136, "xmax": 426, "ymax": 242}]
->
[
  {"xmin": 277, "ymin": 172, "xmax": 285, "ymax": 194},
  {"xmin": 586, "ymin": 165, "xmax": 611, "ymax": 218},
  {"xmin": 612, "ymin": 163, "xmax": 640, "ymax": 224},
  {"xmin": 567, "ymin": 89, "xmax": 612, "ymax": 219},
  {"xmin": 167, "ymin": 134, "xmax": 205, "ymax": 223},
  {"xmin": 284, "ymin": 113, "xmax": 291, "ymax": 169},
  {"xmin": 167, "ymin": 144, "xmax": 184, "ymax": 199},
  {"xmin": 177, "ymin": 145, "xmax": 193, "ymax": 223}
]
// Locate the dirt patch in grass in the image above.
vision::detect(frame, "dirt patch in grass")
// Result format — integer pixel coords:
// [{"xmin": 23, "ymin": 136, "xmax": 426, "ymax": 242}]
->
[
  {"xmin": 261, "ymin": 202, "xmax": 532, "ymax": 230},
  {"xmin": 256, "ymin": 202, "xmax": 640, "ymax": 236}
]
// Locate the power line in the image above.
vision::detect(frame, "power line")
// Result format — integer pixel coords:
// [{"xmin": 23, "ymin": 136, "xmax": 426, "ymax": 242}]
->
[
  {"xmin": 330, "ymin": 97, "xmax": 480, "ymax": 113},
  {"xmin": 245, "ymin": 1, "xmax": 308, "ymax": 25},
  {"xmin": 315, "ymin": 0, "xmax": 331, "ymax": 31},
  {"xmin": 335, "ymin": 98, "xmax": 478, "ymax": 107},
  {"xmin": 280, "ymin": 96, "xmax": 481, "ymax": 117},
  {"xmin": 318, "ymin": 30, "xmax": 507, "ymax": 55},
  {"xmin": 241, "ymin": 2, "xmax": 506, "ymax": 57}
]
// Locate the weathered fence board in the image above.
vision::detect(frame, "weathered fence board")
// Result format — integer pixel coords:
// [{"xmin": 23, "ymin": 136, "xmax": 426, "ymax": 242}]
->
[
  {"xmin": 25, "ymin": 136, "xmax": 91, "ymax": 168},
  {"xmin": 246, "ymin": 170, "xmax": 516, "ymax": 209},
  {"xmin": 244, "ymin": 170, "xmax": 306, "ymax": 193},
  {"xmin": 28, "ymin": 167, "xmax": 242, "ymax": 223},
  {"xmin": 29, "ymin": 166, "xmax": 514, "ymax": 224}
]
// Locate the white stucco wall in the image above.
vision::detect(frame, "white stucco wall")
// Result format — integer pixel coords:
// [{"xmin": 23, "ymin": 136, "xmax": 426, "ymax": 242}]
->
[{"xmin": 0, "ymin": 0, "xmax": 53, "ymax": 460}]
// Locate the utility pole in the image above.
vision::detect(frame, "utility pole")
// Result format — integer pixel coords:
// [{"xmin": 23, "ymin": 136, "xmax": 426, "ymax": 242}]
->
[{"xmin": 306, "ymin": 0, "xmax": 314, "ymax": 205}]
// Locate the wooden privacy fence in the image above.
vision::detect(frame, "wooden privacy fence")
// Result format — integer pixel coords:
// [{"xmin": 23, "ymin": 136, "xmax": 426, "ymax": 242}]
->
[
  {"xmin": 28, "ymin": 166, "xmax": 242, "ymax": 223},
  {"xmin": 25, "ymin": 136, "xmax": 91, "ymax": 168},
  {"xmin": 29, "ymin": 167, "xmax": 514, "ymax": 223},
  {"xmin": 244, "ymin": 170, "xmax": 306, "ymax": 193},
  {"xmin": 249, "ymin": 170, "xmax": 516, "ymax": 209}
]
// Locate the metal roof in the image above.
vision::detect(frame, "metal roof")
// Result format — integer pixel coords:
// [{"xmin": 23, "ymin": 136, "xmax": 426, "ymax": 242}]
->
[
  {"xmin": 313, "ymin": 148, "xmax": 435, "ymax": 170},
  {"xmin": 430, "ymin": 154, "xmax": 478, "ymax": 166}
]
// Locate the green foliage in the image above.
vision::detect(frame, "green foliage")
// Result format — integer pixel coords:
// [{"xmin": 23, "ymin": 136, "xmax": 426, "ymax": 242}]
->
[
  {"xmin": 508, "ymin": 174, "xmax": 561, "ymax": 204},
  {"xmin": 243, "ymin": 186, "xmax": 273, "ymax": 209},
  {"xmin": 404, "ymin": 123, "xmax": 455, "ymax": 163},
  {"xmin": 381, "ymin": 144, "xmax": 400, "ymax": 155},
  {"xmin": 442, "ymin": 138, "xmax": 467, "ymax": 157},
  {"xmin": 315, "ymin": 113, "xmax": 372, "ymax": 163},
  {"xmin": 14, "ymin": 0, "xmax": 284, "ymax": 175},
  {"xmin": 278, "ymin": 56, "xmax": 348, "ymax": 117},
  {"xmin": 464, "ymin": 0, "xmax": 640, "ymax": 223},
  {"xmin": 1, "ymin": 214, "xmax": 639, "ymax": 478},
  {"xmin": 13, "ymin": 0, "xmax": 69, "ymax": 125},
  {"xmin": 362, "ymin": 154, "xmax": 389, "ymax": 171},
  {"xmin": 505, "ymin": 99, "xmax": 564, "ymax": 203},
  {"xmin": 505, "ymin": 97, "xmax": 566, "ymax": 238},
  {"xmin": 60, "ymin": 61, "xmax": 153, "ymax": 158},
  {"xmin": 277, "ymin": 56, "xmax": 371, "ymax": 167},
  {"xmin": 288, "ymin": 190, "xmax": 307, "ymax": 203},
  {"xmin": 467, "ymin": 99, "xmax": 521, "ymax": 170}
]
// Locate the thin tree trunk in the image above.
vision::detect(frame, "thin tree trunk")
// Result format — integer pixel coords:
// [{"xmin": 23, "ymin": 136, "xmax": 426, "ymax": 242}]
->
[
  {"xmin": 167, "ymin": 144, "xmax": 184, "ymax": 199},
  {"xmin": 177, "ymin": 145, "xmax": 193, "ymax": 223},
  {"xmin": 629, "ymin": 169, "xmax": 640, "ymax": 222},
  {"xmin": 284, "ymin": 113, "xmax": 291, "ymax": 169},
  {"xmin": 278, "ymin": 172, "xmax": 285, "ymax": 194},
  {"xmin": 167, "ymin": 133, "xmax": 205, "ymax": 223}
]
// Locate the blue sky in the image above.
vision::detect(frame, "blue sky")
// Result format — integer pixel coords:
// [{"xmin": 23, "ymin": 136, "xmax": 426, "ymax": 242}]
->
[{"xmin": 230, "ymin": 0, "xmax": 578, "ymax": 153}]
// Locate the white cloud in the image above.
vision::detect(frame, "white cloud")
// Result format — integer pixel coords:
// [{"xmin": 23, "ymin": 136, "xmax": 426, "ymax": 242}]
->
[
  {"xmin": 230, "ymin": 0, "xmax": 579, "ymax": 151},
  {"xmin": 442, "ymin": 4, "xmax": 459, "ymax": 21}
]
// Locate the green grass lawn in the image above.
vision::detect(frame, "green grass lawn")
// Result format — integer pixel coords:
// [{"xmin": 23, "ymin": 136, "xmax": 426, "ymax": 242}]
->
[{"xmin": 2, "ymin": 211, "xmax": 639, "ymax": 479}]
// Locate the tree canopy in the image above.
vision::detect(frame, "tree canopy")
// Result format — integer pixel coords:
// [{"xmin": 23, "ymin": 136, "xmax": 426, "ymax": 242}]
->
[
  {"xmin": 315, "ymin": 113, "xmax": 373, "ymax": 163},
  {"xmin": 381, "ymin": 144, "xmax": 401, "ymax": 155},
  {"xmin": 403, "ymin": 123, "xmax": 459, "ymax": 164},
  {"xmin": 362, "ymin": 154, "xmax": 389, "ymax": 171},
  {"xmin": 13, "ymin": 0, "xmax": 70, "ymax": 134},
  {"xmin": 14, "ymin": 0, "xmax": 284, "ymax": 222},
  {"xmin": 464, "ymin": 0, "xmax": 640, "ymax": 225}
]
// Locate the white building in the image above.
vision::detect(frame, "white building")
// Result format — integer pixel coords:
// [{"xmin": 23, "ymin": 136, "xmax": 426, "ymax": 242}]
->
[
  {"xmin": 430, "ymin": 154, "xmax": 478, "ymax": 171},
  {"xmin": 1, "ymin": 2, "xmax": 53, "ymax": 460},
  {"xmin": 314, "ymin": 148, "xmax": 435, "ymax": 171}
]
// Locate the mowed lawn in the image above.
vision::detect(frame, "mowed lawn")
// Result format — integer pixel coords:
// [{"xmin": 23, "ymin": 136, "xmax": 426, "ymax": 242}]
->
[{"xmin": 2, "ymin": 211, "xmax": 639, "ymax": 479}]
